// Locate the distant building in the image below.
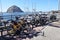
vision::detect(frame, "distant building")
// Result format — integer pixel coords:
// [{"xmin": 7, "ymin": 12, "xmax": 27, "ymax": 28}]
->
[{"xmin": 58, "ymin": 10, "xmax": 60, "ymax": 13}]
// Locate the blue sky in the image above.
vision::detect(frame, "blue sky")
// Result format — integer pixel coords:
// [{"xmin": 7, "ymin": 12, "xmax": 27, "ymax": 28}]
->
[{"xmin": 0, "ymin": 0, "xmax": 58, "ymax": 12}]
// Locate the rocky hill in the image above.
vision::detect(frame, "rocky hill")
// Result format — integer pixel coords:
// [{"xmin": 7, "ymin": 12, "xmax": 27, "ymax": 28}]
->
[{"xmin": 7, "ymin": 5, "xmax": 23, "ymax": 13}]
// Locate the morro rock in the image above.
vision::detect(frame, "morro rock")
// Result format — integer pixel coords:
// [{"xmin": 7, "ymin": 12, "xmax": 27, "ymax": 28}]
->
[{"xmin": 7, "ymin": 5, "xmax": 23, "ymax": 13}]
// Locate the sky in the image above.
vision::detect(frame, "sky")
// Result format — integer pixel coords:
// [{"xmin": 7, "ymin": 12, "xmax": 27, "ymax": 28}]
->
[{"xmin": 0, "ymin": 0, "xmax": 58, "ymax": 12}]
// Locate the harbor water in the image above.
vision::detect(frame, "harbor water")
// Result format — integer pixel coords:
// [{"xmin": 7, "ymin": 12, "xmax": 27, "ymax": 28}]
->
[
  {"xmin": 0, "ymin": 12, "xmax": 33, "ymax": 20},
  {"xmin": 0, "ymin": 12, "xmax": 60, "ymax": 21}
]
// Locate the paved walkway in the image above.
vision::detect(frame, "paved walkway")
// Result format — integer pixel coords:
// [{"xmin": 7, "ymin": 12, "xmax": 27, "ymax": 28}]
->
[{"xmin": 31, "ymin": 25, "xmax": 60, "ymax": 40}]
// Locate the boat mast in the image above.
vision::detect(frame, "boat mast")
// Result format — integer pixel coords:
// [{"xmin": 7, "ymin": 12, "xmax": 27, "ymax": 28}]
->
[
  {"xmin": 25, "ymin": 0, "xmax": 29, "ymax": 15},
  {"xmin": 34, "ymin": 0, "xmax": 36, "ymax": 12},
  {"xmin": 0, "ymin": 0, "xmax": 3, "ymax": 20},
  {"xmin": 0, "ymin": 0, "xmax": 3, "ymax": 16},
  {"xmin": 58, "ymin": 0, "xmax": 60, "ymax": 10},
  {"xmin": 31, "ymin": 0, "xmax": 36, "ymax": 14}
]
